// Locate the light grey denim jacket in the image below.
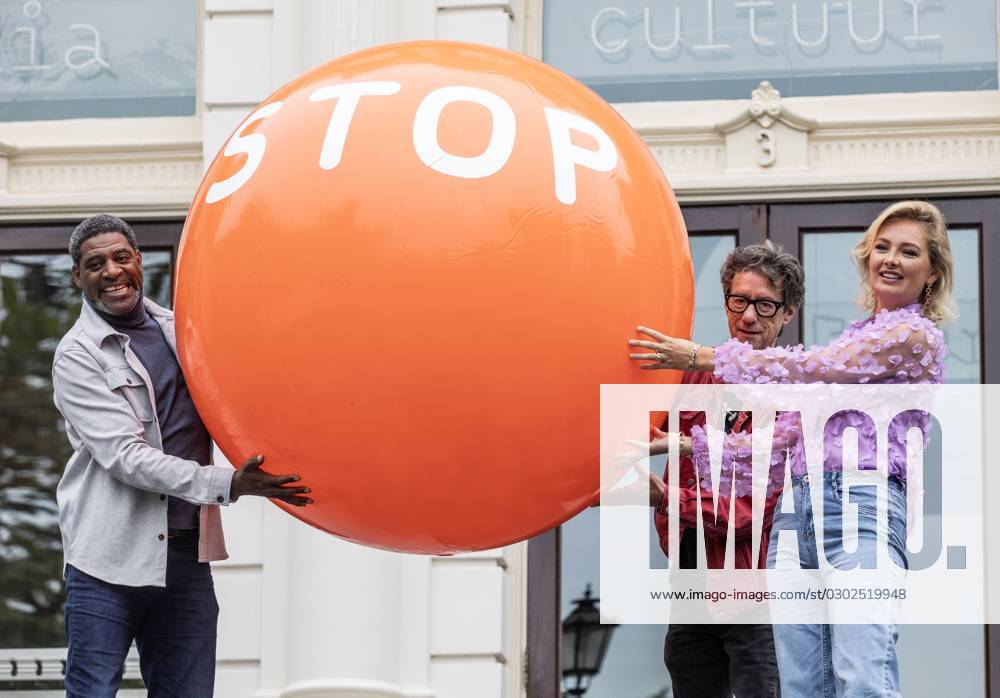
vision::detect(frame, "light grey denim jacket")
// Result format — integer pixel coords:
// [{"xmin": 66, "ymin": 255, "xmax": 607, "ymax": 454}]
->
[{"xmin": 53, "ymin": 297, "xmax": 234, "ymax": 587}]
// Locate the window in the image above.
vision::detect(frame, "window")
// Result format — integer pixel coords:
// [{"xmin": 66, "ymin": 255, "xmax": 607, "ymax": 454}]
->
[
  {"xmin": 0, "ymin": 0, "xmax": 197, "ymax": 121},
  {"xmin": 543, "ymin": 0, "xmax": 999, "ymax": 103},
  {"xmin": 802, "ymin": 228, "xmax": 982, "ymax": 383},
  {"xmin": 0, "ymin": 221, "xmax": 180, "ymax": 689},
  {"xmin": 690, "ymin": 234, "xmax": 736, "ymax": 347}
]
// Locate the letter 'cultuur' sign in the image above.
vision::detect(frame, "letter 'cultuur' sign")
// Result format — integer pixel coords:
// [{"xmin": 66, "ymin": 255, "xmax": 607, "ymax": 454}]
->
[{"xmin": 175, "ymin": 41, "xmax": 693, "ymax": 554}]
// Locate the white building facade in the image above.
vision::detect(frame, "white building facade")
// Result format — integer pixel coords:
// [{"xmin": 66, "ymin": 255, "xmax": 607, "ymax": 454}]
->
[{"xmin": 2, "ymin": 1, "xmax": 999, "ymax": 696}]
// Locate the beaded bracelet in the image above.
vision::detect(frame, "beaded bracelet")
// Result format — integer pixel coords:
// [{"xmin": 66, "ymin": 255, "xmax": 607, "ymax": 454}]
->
[{"xmin": 687, "ymin": 343, "xmax": 702, "ymax": 370}]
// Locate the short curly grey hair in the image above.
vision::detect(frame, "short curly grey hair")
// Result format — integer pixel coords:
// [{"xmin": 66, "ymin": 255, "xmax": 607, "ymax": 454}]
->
[
  {"xmin": 69, "ymin": 214, "xmax": 138, "ymax": 265},
  {"xmin": 720, "ymin": 240, "xmax": 805, "ymax": 310}
]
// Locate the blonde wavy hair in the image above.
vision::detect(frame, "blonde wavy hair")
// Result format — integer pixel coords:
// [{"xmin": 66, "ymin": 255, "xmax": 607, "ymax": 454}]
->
[{"xmin": 853, "ymin": 200, "xmax": 957, "ymax": 324}]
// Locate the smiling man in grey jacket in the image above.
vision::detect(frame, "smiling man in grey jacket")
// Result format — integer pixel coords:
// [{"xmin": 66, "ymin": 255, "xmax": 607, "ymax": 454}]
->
[{"xmin": 52, "ymin": 213, "xmax": 312, "ymax": 697}]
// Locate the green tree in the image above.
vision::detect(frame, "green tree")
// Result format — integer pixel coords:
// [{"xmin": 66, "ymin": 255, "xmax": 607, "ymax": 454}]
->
[{"xmin": 0, "ymin": 256, "xmax": 79, "ymax": 647}]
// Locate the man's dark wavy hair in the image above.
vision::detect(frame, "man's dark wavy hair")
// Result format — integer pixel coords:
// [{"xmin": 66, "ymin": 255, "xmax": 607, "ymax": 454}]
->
[{"xmin": 720, "ymin": 240, "xmax": 805, "ymax": 310}]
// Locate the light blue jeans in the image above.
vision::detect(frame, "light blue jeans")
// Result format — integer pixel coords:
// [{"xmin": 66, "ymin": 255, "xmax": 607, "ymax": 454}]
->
[{"xmin": 767, "ymin": 472, "xmax": 908, "ymax": 698}]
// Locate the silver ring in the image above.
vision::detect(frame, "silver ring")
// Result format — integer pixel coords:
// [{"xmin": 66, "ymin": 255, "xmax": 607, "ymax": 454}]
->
[{"xmin": 655, "ymin": 352, "xmax": 665, "ymax": 363}]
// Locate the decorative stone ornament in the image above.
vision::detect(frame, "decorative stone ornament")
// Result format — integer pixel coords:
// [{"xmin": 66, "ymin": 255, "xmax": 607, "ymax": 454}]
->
[
  {"xmin": 749, "ymin": 81, "xmax": 783, "ymax": 129},
  {"xmin": 716, "ymin": 80, "xmax": 817, "ymax": 171}
]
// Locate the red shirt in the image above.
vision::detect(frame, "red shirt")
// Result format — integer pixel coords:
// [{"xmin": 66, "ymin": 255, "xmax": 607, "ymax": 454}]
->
[{"xmin": 652, "ymin": 371, "xmax": 779, "ymax": 569}]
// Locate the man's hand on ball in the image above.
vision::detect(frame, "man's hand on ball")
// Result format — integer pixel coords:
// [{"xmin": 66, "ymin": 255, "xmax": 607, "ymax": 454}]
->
[{"xmin": 230, "ymin": 455, "xmax": 313, "ymax": 506}]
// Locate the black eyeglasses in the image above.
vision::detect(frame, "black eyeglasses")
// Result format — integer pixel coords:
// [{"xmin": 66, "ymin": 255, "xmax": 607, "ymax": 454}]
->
[{"xmin": 725, "ymin": 294, "xmax": 784, "ymax": 318}]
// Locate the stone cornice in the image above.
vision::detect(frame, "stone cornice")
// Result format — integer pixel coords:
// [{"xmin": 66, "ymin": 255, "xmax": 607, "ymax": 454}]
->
[
  {"xmin": 0, "ymin": 143, "xmax": 201, "ymax": 218},
  {"xmin": 618, "ymin": 90, "xmax": 1000, "ymax": 136},
  {"xmin": 615, "ymin": 85, "xmax": 1000, "ymax": 201}
]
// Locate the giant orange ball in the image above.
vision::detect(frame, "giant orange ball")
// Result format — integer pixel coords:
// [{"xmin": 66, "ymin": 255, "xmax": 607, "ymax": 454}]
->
[{"xmin": 176, "ymin": 41, "xmax": 692, "ymax": 553}]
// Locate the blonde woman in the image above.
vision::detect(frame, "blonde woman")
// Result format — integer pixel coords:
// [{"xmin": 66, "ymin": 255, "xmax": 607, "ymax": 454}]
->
[{"xmin": 630, "ymin": 201, "xmax": 954, "ymax": 698}]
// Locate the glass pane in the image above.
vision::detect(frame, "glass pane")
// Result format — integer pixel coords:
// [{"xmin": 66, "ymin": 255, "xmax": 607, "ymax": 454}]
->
[
  {"xmin": 0, "ymin": 1, "xmax": 197, "ymax": 121},
  {"xmin": 691, "ymin": 234, "xmax": 736, "ymax": 347},
  {"xmin": 559, "ymin": 234, "xmax": 733, "ymax": 696},
  {"xmin": 941, "ymin": 229, "xmax": 982, "ymax": 383},
  {"xmin": 0, "ymin": 250, "xmax": 171, "ymax": 649},
  {"xmin": 802, "ymin": 228, "xmax": 981, "ymax": 383},
  {"xmin": 801, "ymin": 227, "xmax": 984, "ymax": 697},
  {"xmin": 543, "ymin": 0, "xmax": 998, "ymax": 103},
  {"xmin": 802, "ymin": 231, "xmax": 866, "ymax": 345},
  {"xmin": 561, "ymin": 508, "xmax": 670, "ymax": 698}
]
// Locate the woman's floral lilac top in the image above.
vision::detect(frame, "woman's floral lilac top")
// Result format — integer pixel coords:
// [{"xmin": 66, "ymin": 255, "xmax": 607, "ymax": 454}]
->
[
  {"xmin": 712, "ymin": 303, "xmax": 947, "ymax": 386},
  {"xmin": 690, "ymin": 303, "xmax": 948, "ymax": 494}
]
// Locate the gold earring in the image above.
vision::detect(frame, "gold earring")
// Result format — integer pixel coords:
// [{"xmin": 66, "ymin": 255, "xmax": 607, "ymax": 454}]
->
[{"xmin": 922, "ymin": 283, "xmax": 933, "ymax": 312}]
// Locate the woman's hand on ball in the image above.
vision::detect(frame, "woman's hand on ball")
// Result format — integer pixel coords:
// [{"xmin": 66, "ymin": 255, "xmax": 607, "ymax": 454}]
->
[{"xmin": 640, "ymin": 426, "xmax": 693, "ymax": 457}]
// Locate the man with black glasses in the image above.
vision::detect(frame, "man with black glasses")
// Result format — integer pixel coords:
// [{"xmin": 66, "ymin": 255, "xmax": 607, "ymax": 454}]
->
[{"xmin": 649, "ymin": 241, "xmax": 803, "ymax": 698}]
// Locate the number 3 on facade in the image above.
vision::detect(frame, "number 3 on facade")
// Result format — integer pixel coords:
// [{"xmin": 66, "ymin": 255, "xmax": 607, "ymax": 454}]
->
[{"xmin": 757, "ymin": 129, "xmax": 776, "ymax": 168}]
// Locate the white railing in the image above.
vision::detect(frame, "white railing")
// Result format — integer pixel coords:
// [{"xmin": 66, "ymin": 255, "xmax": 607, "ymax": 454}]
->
[{"xmin": 1, "ymin": 646, "xmax": 141, "ymax": 685}]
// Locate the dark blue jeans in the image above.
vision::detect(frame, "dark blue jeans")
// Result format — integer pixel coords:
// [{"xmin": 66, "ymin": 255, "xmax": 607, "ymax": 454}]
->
[
  {"xmin": 665, "ymin": 623, "xmax": 781, "ymax": 697},
  {"xmin": 64, "ymin": 533, "xmax": 219, "ymax": 698},
  {"xmin": 665, "ymin": 531, "xmax": 781, "ymax": 697}
]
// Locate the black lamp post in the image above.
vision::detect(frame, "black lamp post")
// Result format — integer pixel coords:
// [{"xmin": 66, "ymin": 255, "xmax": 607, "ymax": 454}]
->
[{"xmin": 561, "ymin": 584, "xmax": 618, "ymax": 697}]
